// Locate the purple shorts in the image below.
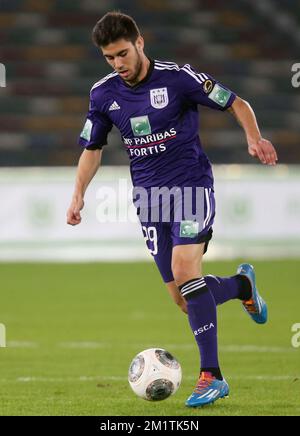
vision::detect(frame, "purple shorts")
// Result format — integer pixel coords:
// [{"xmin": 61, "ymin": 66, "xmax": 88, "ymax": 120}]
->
[{"xmin": 138, "ymin": 187, "xmax": 215, "ymax": 283}]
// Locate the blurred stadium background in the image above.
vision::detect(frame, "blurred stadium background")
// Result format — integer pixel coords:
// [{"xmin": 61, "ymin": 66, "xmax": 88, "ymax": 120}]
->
[
  {"xmin": 0, "ymin": 0, "xmax": 299, "ymax": 261},
  {"xmin": 0, "ymin": 0, "xmax": 300, "ymax": 417}
]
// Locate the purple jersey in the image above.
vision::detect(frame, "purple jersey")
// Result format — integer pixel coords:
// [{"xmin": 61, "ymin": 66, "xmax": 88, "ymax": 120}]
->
[{"xmin": 79, "ymin": 59, "xmax": 236, "ymax": 189}]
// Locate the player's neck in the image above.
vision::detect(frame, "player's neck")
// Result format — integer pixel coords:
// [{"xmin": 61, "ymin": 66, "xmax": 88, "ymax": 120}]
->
[{"xmin": 126, "ymin": 56, "xmax": 151, "ymax": 87}]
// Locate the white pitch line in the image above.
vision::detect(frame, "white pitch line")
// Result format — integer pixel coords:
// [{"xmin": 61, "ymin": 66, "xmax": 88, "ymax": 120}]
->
[
  {"xmin": 14, "ymin": 376, "xmax": 125, "ymax": 383},
  {"xmin": 6, "ymin": 341, "xmax": 39, "ymax": 348},
  {"xmin": 219, "ymin": 345, "xmax": 296, "ymax": 353},
  {"xmin": 57, "ymin": 343, "xmax": 297, "ymax": 353},
  {"xmin": 4, "ymin": 341, "xmax": 298, "ymax": 353},
  {"xmin": 159, "ymin": 344, "xmax": 297, "ymax": 353},
  {"xmin": 0, "ymin": 375, "xmax": 295, "ymax": 383},
  {"xmin": 58, "ymin": 342, "xmax": 109, "ymax": 349}
]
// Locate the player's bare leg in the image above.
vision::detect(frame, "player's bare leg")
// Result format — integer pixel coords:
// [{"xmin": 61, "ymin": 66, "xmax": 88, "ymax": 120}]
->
[
  {"xmin": 172, "ymin": 243, "xmax": 205, "ymax": 285},
  {"xmin": 165, "ymin": 281, "xmax": 187, "ymax": 314}
]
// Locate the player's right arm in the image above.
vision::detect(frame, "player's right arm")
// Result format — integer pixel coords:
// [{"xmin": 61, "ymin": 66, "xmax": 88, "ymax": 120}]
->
[
  {"xmin": 67, "ymin": 149, "xmax": 102, "ymax": 226},
  {"xmin": 67, "ymin": 86, "xmax": 113, "ymax": 226}
]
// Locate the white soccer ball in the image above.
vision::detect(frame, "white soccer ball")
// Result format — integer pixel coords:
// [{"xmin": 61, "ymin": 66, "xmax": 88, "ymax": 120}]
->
[{"xmin": 128, "ymin": 348, "xmax": 182, "ymax": 401}]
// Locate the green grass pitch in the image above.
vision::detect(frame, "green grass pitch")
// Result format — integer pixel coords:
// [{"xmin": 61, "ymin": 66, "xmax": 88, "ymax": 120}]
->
[{"xmin": 0, "ymin": 260, "xmax": 299, "ymax": 416}]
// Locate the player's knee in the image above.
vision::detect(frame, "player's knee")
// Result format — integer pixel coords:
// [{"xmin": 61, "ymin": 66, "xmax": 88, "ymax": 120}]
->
[{"xmin": 171, "ymin": 258, "xmax": 198, "ymax": 285}]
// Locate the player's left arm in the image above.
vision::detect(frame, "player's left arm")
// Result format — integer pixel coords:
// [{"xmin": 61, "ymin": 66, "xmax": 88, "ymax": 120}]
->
[{"xmin": 228, "ymin": 96, "xmax": 278, "ymax": 166}]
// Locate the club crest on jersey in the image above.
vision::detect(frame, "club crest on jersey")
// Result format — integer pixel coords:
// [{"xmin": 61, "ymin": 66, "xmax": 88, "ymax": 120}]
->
[{"xmin": 150, "ymin": 87, "xmax": 169, "ymax": 109}]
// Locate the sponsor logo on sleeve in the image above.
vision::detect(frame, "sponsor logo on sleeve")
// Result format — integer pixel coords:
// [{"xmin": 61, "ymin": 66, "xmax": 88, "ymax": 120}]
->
[
  {"xmin": 80, "ymin": 119, "xmax": 93, "ymax": 141},
  {"xmin": 208, "ymin": 84, "xmax": 231, "ymax": 107}
]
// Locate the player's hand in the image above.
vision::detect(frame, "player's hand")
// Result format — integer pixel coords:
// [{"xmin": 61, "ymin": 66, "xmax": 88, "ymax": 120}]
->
[
  {"xmin": 248, "ymin": 138, "xmax": 278, "ymax": 166},
  {"xmin": 67, "ymin": 196, "xmax": 84, "ymax": 226}
]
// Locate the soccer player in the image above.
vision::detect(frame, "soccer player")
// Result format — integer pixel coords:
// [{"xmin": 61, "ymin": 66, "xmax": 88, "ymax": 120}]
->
[{"xmin": 67, "ymin": 12, "xmax": 278, "ymax": 407}]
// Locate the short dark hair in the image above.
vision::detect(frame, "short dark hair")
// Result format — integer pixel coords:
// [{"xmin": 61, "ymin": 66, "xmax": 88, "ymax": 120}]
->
[{"xmin": 92, "ymin": 12, "xmax": 140, "ymax": 48}]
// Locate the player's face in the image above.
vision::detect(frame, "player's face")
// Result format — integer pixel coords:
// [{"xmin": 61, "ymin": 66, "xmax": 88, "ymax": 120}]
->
[{"xmin": 101, "ymin": 37, "xmax": 144, "ymax": 85}]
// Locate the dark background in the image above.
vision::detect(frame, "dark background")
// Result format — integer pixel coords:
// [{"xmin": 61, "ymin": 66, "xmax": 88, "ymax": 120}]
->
[{"xmin": 0, "ymin": 0, "xmax": 299, "ymax": 166}]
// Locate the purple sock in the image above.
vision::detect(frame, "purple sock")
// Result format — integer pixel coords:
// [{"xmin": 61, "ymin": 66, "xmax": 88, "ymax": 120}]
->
[
  {"xmin": 179, "ymin": 278, "xmax": 220, "ymax": 372},
  {"xmin": 205, "ymin": 274, "xmax": 245, "ymax": 306}
]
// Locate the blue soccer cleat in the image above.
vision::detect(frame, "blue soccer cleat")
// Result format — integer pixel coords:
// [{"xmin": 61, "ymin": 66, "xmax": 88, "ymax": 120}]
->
[
  {"xmin": 185, "ymin": 372, "xmax": 229, "ymax": 407},
  {"xmin": 237, "ymin": 263, "xmax": 268, "ymax": 324}
]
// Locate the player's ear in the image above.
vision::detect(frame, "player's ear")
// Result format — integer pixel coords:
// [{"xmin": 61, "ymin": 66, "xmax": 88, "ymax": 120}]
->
[{"xmin": 135, "ymin": 36, "xmax": 144, "ymax": 53}]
